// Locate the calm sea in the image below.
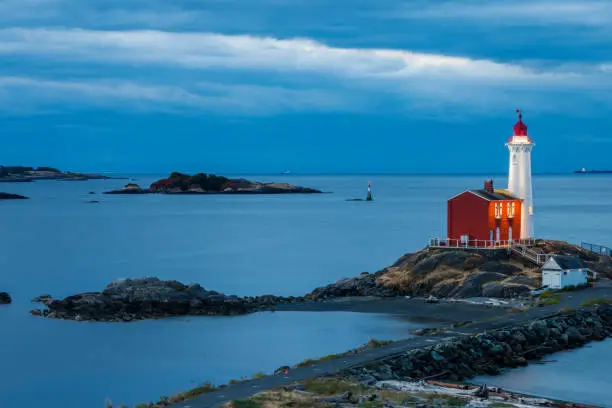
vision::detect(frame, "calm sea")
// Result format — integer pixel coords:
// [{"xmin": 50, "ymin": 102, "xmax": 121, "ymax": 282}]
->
[{"xmin": 0, "ymin": 174, "xmax": 611, "ymax": 407}]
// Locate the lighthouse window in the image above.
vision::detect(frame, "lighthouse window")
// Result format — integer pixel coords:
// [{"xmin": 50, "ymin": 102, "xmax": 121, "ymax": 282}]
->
[
  {"xmin": 529, "ymin": 205, "xmax": 534, "ymax": 215},
  {"xmin": 507, "ymin": 202, "xmax": 516, "ymax": 218}
]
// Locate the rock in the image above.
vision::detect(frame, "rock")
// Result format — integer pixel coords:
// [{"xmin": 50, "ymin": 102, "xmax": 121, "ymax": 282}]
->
[
  {"xmin": 479, "ymin": 262, "xmax": 522, "ymax": 275},
  {"xmin": 482, "ymin": 282, "xmax": 532, "ymax": 298},
  {"xmin": 451, "ymin": 272, "xmax": 507, "ymax": 298},
  {"xmin": 0, "ymin": 292, "xmax": 12, "ymax": 304},
  {"xmin": 32, "ymin": 294, "xmax": 52, "ymax": 303}
]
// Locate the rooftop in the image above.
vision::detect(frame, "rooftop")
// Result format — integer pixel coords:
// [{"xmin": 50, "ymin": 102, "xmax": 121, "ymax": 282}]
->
[
  {"xmin": 470, "ymin": 189, "xmax": 519, "ymax": 201},
  {"xmin": 551, "ymin": 255, "xmax": 584, "ymax": 270}
]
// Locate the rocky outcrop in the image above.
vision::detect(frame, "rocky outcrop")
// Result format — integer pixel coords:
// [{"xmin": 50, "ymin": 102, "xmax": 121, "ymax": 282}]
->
[
  {"xmin": 31, "ymin": 277, "xmax": 303, "ymax": 322},
  {"xmin": 0, "ymin": 193, "xmax": 28, "ymax": 199},
  {"xmin": 309, "ymin": 248, "xmax": 537, "ymax": 300},
  {"xmin": 346, "ymin": 305, "xmax": 612, "ymax": 383},
  {"xmin": 309, "ymin": 240, "xmax": 612, "ymax": 300},
  {"xmin": 0, "ymin": 292, "xmax": 11, "ymax": 304},
  {"xmin": 104, "ymin": 183, "xmax": 149, "ymax": 194}
]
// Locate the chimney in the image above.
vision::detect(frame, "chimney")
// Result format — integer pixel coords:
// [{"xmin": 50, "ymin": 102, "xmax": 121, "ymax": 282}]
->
[{"xmin": 484, "ymin": 179, "xmax": 494, "ymax": 193}]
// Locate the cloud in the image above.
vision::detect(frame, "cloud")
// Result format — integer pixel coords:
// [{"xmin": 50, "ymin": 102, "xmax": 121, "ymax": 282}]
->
[
  {"xmin": 0, "ymin": 76, "xmax": 359, "ymax": 115},
  {"xmin": 0, "ymin": 27, "xmax": 588, "ymax": 84},
  {"xmin": 0, "ymin": 28, "xmax": 610, "ymax": 116}
]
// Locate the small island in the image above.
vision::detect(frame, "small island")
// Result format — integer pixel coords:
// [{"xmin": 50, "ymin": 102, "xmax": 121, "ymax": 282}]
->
[
  {"xmin": 0, "ymin": 192, "xmax": 28, "ymax": 200},
  {"xmin": 0, "ymin": 165, "xmax": 120, "ymax": 182},
  {"xmin": 104, "ymin": 172, "xmax": 322, "ymax": 195}
]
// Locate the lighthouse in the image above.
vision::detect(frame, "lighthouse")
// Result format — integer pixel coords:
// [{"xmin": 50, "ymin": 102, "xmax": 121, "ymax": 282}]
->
[{"xmin": 506, "ymin": 109, "xmax": 534, "ymax": 239}]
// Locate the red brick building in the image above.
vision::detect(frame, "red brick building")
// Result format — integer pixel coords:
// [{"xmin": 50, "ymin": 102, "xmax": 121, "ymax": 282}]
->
[{"xmin": 447, "ymin": 180, "xmax": 522, "ymax": 244}]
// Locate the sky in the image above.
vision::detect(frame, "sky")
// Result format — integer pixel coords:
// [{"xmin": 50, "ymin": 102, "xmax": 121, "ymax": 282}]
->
[{"xmin": 0, "ymin": 0, "xmax": 611, "ymax": 174}]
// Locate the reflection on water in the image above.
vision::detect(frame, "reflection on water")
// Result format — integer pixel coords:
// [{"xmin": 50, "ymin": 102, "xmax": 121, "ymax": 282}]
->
[{"xmin": 474, "ymin": 339, "xmax": 612, "ymax": 407}]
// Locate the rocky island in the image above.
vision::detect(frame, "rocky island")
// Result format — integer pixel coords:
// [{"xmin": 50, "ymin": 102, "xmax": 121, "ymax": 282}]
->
[
  {"xmin": 31, "ymin": 277, "xmax": 302, "ymax": 322},
  {"xmin": 0, "ymin": 165, "xmax": 119, "ymax": 182},
  {"xmin": 30, "ymin": 240, "xmax": 611, "ymax": 322},
  {"xmin": 0, "ymin": 192, "xmax": 28, "ymax": 199},
  {"xmin": 104, "ymin": 172, "xmax": 322, "ymax": 195}
]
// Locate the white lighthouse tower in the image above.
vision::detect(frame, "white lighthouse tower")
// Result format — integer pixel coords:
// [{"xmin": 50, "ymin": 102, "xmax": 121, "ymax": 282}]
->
[{"xmin": 506, "ymin": 109, "xmax": 534, "ymax": 239}]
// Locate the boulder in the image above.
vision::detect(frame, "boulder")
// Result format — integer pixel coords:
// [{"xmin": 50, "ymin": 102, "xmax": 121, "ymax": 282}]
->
[
  {"xmin": 451, "ymin": 272, "xmax": 506, "ymax": 298},
  {"xmin": 482, "ymin": 282, "xmax": 532, "ymax": 298}
]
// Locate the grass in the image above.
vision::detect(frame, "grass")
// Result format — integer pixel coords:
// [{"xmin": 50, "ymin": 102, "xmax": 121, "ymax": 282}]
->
[
  {"xmin": 296, "ymin": 354, "xmax": 342, "ymax": 367},
  {"xmin": 581, "ymin": 298, "xmax": 612, "ymax": 307},
  {"xmin": 165, "ymin": 382, "xmax": 217, "ymax": 404},
  {"xmin": 366, "ymin": 338, "xmax": 394, "ymax": 348},
  {"xmin": 559, "ymin": 283, "xmax": 591, "ymax": 292},
  {"xmin": 303, "ymin": 378, "xmax": 361, "ymax": 396},
  {"xmin": 539, "ymin": 291, "xmax": 561, "ymax": 306},
  {"xmin": 251, "ymin": 371, "xmax": 266, "ymax": 379},
  {"xmin": 560, "ymin": 306, "xmax": 574, "ymax": 313},
  {"xmin": 296, "ymin": 338, "xmax": 394, "ymax": 367},
  {"xmin": 231, "ymin": 399, "xmax": 261, "ymax": 408}
]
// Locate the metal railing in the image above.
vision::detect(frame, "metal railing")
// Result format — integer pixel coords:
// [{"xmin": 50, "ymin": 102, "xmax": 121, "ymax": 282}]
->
[
  {"xmin": 510, "ymin": 244, "xmax": 553, "ymax": 266},
  {"xmin": 428, "ymin": 238, "xmax": 535, "ymax": 250},
  {"xmin": 581, "ymin": 242, "xmax": 612, "ymax": 257}
]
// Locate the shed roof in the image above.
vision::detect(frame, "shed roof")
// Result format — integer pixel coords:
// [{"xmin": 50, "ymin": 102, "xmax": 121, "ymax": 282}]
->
[{"xmin": 552, "ymin": 255, "xmax": 584, "ymax": 270}]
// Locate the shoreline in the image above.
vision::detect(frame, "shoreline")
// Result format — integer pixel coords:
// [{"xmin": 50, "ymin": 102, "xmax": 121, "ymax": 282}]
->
[{"xmin": 131, "ymin": 304, "xmax": 612, "ymax": 408}]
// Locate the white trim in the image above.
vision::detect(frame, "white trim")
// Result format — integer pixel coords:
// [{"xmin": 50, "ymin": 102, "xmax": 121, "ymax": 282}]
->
[{"xmin": 447, "ymin": 189, "xmax": 480, "ymax": 201}]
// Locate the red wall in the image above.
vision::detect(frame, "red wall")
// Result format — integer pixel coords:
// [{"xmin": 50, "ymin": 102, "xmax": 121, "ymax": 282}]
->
[
  {"xmin": 447, "ymin": 191, "xmax": 523, "ymax": 242},
  {"xmin": 447, "ymin": 192, "xmax": 490, "ymax": 241}
]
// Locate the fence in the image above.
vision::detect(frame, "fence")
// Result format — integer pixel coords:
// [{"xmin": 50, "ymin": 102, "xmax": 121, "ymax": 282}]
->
[
  {"xmin": 428, "ymin": 238, "xmax": 535, "ymax": 250},
  {"xmin": 581, "ymin": 242, "xmax": 612, "ymax": 257}
]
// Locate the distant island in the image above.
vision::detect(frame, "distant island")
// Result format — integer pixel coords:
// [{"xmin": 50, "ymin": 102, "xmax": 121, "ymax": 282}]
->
[
  {"xmin": 105, "ymin": 172, "xmax": 322, "ymax": 195},
  {"xmin": 0, "ymin": 166, "xmax": 122, "ymax": 182},
  {"xmin": 574, "ymin": 168, "xmax": 612, "ymax": 174},
  {"xmin": 0, "ymin": 192, "xmax": 28, "ymax": 200}
]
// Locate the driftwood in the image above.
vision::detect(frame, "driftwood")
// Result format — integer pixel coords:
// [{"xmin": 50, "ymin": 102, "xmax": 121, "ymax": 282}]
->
[{"xmin": 426, "ymin": 380, "xmax": 472, "ymax": 390}]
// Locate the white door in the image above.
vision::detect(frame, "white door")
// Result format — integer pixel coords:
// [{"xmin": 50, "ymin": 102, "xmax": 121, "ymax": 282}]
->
[
  {"xmin": 496, "ymin": 227, "xmax": 501, "ymax": 242},
  {"xmin": 509, "ymin": 226, "xmax": 513, "ymax": 243},
  {"xmin": 551, "ymin": 273, "xmax": 561, "ymax": 289},
  {"xmin": 489, "ymin": 230, "xmax": 494, "ymax": 242}
]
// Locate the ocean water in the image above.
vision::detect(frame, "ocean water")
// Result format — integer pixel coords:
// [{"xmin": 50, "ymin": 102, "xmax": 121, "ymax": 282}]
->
[{"xmin": 1, "ymin": 174, "xmax": 611, "ymax": 407}]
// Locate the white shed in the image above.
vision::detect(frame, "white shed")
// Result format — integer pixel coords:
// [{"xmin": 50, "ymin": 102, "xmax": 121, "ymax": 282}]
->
[{"xmin": 541, "ymin": 255, "xmax": 587, "ymax": 289}]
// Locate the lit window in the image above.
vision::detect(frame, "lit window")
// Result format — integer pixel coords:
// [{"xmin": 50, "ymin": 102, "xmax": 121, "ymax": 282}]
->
[
  {"xmin": 507, "ymin": 202, "xmax": 516, "ymax": 218},
  {"xmin": 529, "ymin": 205, "xmax": 534, "ymax": 215},
  {"xmin": 495, "ymin": 202, "xmax": 502, "ymax": 219}
]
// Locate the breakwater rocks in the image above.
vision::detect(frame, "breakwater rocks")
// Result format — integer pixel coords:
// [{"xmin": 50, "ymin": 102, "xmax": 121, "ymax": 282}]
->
[
  {"xmin": 345, "ymin": 306, "xmax": 612, "ymax": 384},
  {"xmin": 0, "ymin": 292, "xmax": 11, "ymax": 304},
  {"xmin": 30, "ymin": 278, "xmax": 303, "ymax": 322}
]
